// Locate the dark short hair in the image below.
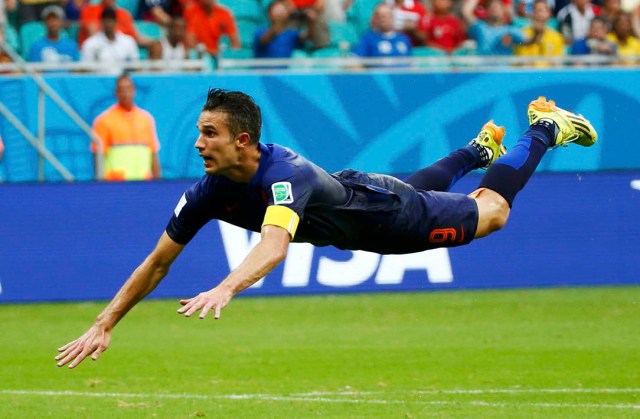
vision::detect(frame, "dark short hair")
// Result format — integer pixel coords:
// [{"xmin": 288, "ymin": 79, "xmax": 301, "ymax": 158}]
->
[
  {"xmin": 202, "ymin": 88, "xmax": 262, "ymax": 144},
  {"xmin": 102, "ymin": 7, "xmax": 117, "ymax": 20}
]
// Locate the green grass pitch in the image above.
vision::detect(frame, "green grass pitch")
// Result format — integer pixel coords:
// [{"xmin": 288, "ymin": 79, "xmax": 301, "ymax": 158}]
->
[{"xmin": 1, "ymin": 286, "xmax": 639, "ymax": 417}]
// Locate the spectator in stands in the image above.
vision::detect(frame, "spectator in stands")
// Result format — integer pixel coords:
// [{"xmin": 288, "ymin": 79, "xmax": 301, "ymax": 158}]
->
[
  {"xmin": 422, "ymin": 0, "xmax": 466, "ymax": 52},
  {"xmin": 28, "ymin": 5, "xmax": 79, "ymax": 64},
  {"xmin": 160, "ymin": 15, "xmax": 188, "ymax": 59},
  {"xmin": 571, "ymin": 16, "xmax": 617, "ymax": 54},
  {"xmin": 463, "ymin": 0, "xmax": 526, "ymax": 55},
  {"xmin": 183, "ymin": 0, "xmax": 240, "ymax": 57},
  {"xmin": 323, "ymin": 0, "xmax": 353, "ymax": 23},
  {"xmin": 92, "ymin": 73, "xmax": 161, "ymax": 181},
  {"xmin": 0, "ymin": 0, "xmax": 17, "ymax": 27},
  {"xmin": 79, "ymin": 0, "xmax": 137, "ymax": 44},
  {"xmin": 17, "ymin": 0, "xmax": 62, "ymax": 25},
  {"xmin": 386, "ymin": 0, "xmax": 430, "ymax": 46},
  {"xmin": 254, "ymin": 0, "xmax": 313, "ymax": 58},
  {"xmin": 0, "ymin": 25, "xmax": 13, "ymax": 67},
  {"xmin": 601, "ymin": 0, "xmax": 622, "ymax": 25},
  {"xmin": 81, "ymin": 7, "xmax": 139, "ymax": 73},
  {"xmin": 138, "ymin": 0, "xmax": 184, "ymax": 27},
  {"xmin": 0, "ymin": 133, "xmax": 4, "ymax": 161},
  {"xmin": 607, "ymin": 11, "xmax": 640, "ymax": 61},
  {"xmin": 352, "ymin": 3, "xmax": 412, "ymax": 61},
  {"xmin": 557, "ymin": 0, "xmax": 602, "ymax": 44},
  {"xmin": 284, "ymin": 0, "xmax": 330, "ymax": 50},
  {"xmin": 473, "ymin": 0, "xmax": 514, "ymax": 21},
  {"xmin": 63, "ymin": 0, "xmax": 88, "ymax": 21},
  {"xmin": 79, "ymin": 0, "xmax": 162, "ymax": 59},
  {"xmin": 515, "ymin": 0, "xmax": 565, "ymax": 63}
]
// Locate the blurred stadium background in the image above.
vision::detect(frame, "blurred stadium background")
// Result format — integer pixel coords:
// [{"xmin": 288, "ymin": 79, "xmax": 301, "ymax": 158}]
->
[{"xmin": 1, "ymin": 0, "xmax": 639, "ymax": 416}]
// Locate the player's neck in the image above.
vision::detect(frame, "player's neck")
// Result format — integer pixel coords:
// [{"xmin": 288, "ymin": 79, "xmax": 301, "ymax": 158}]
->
[{"xmin": 224, "ymin": 145, "xmax": 261, "ymax": 183}]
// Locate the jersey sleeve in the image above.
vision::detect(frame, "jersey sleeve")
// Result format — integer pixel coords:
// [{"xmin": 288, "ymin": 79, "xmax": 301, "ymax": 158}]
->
[
  {"xmin": 165, "ymin": 177, "xmax": 216, "ymax": 244},
  {"xmin": 261, "ymin": 161, "xmax": 313, "ymax": 218}
]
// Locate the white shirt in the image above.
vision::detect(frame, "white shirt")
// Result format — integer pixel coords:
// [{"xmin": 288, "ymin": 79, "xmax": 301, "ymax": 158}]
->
[
  {"xmin": 160, "ymin": 38, "xmax": 187, "ymax": 61},
  {"xmin": 557, "ymin": 3, "xmax": 597, "ymax": 42},
  {"xmin": 81, "ymin": 31, "xmax": 139, "ymax": 74}
]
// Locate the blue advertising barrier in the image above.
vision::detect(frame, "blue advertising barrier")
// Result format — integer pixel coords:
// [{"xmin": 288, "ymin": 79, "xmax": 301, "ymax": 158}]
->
[
  {"xmin": 1, "ymin": 69, "xmax": 640, "ymax": 182},
  {"xmin": 1, "ymin": 172, "xmax": 638, "ymax": 303}
]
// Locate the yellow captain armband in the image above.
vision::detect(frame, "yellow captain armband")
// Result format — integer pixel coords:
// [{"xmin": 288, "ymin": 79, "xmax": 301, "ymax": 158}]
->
[{"xmin": 262, "ymin": 205, "xmax": 300, "ymax": 239}]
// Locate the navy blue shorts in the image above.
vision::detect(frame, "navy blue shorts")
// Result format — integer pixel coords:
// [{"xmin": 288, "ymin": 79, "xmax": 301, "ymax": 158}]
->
[{"xmin": 338, "ymin": 183, "xmax": 479, "ymax": 254}]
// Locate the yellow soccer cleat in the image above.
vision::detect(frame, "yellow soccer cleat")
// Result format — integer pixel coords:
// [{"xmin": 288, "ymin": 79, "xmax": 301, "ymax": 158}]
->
[
  {"xmin": 527, "ymin": 96, "xmax": 598, "ymax": 148},
  {"xmin": 469, "ymin": 119, "xmax": 507, "ymax": 169}
]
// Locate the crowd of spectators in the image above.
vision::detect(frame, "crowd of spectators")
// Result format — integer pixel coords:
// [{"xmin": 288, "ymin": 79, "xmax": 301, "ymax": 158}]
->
[{"xmin": 0, "ymin": 0, "xmax": 639, "ymax": 69}]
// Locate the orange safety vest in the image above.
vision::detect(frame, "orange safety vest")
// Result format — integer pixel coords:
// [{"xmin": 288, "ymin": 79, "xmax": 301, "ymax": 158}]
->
[{"xmin": 92, "ymin": 104, "xmax": 160, "ymax": 181}]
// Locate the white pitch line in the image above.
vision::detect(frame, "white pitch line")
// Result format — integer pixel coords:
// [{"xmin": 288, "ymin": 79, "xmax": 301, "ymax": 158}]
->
[
  {"xmin": 1, "ymin": 389, "xmax": 640, "ymax": 410},
  {"xmin": 295, "ymin": 388, "xmax": 640, "ymax": 396}
]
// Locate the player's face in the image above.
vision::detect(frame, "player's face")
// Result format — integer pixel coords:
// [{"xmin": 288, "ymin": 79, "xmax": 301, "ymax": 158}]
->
[{"xmin": 195, "ymin": 111, "xmax": 241, "ymax": 176}]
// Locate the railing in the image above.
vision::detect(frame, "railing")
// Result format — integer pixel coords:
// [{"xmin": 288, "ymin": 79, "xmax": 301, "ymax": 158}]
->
[
  {"xmin": 0, "ymin": 40, "xmax": 106, "ymax": 181},
  {"xmin": 0, "ymin": 54, "xmax": 637, "ymax": 75}
]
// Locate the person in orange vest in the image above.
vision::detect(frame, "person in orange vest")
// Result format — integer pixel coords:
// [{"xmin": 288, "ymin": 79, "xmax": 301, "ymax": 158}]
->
[{"xmin": 91, "ymin": 74, "xmax": 162, "ymax": 181}]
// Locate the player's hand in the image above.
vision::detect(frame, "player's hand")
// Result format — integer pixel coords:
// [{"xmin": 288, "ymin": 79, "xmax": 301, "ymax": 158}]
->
[
  {"xmin": 177, "ymin": 287, "xmax": 233, "ymax": 320},
  {"xmin": 55, "ymin": 325, "xmax": 111, "ymax": 369}
]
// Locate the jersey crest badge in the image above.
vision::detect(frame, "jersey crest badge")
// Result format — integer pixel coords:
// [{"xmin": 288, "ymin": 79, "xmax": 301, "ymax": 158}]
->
[{"xmin": 271, "ymin": 182, "xmax": 294, "ymax": 205}]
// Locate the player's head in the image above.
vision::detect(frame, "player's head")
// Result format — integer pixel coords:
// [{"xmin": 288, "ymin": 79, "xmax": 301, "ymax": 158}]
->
[{"xmin": 201, "ymin": 88, "xmax": 262, "ymax": 145}]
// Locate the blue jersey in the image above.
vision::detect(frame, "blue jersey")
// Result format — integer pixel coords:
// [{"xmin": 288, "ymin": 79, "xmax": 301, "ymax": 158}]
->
[
  {"xmin": 469, "ymin": 21, "xmax": 525, "ymax": 56},
  {"xmin": 253, "ymin": 28, "xmax": 303, "ymax": 58},
  {"xmin": 167, "ymin": 143, "xmax": 478, "ymax": 254},
  {"xmin": 28, "ymin": 38, "xmax": 79, "ymax": 63},
  {"xmin": 352, "ymin": 31, "xmax": 412, "ymax": 58}
]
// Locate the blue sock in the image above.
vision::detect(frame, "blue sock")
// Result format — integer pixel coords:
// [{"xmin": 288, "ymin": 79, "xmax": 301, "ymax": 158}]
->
[
  {"xmin": 478, "ymin": 128, "xmax": 550, "ymax": 207},
  {"xmin": 406, "ymin": 145, "xmax": 481, "ymax": 192}
]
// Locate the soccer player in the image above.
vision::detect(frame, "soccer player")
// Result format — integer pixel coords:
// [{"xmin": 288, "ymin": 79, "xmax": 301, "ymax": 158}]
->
[{"xmin": 55, "ymin": 90, "xmax": 597, "ymax": 368}]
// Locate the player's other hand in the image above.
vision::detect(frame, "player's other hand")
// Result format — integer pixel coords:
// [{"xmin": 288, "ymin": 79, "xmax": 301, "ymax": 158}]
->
[
  {"xmin": 178, "ymin": 287, "xmax": 233, "ymax": 320},
  {"xmin": 55, "ymin": 325, "xmax": 111, "ymax": 369}
]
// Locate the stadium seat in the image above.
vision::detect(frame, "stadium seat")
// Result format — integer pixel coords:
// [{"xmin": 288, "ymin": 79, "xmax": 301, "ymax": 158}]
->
[
  {"xmin": 328, "ymin": 21, "xmax": 359, "ymax": 50},
  {"xmin": 512, "ymin": 17, "xmax": 531, "ymax": 28},
  {"xmin": 412, "ymin": 46, "xmax": 449, "ymax": 69},
  {"xmin": 310, "ymin": 47, "xmax": 345, "ymax": 69},
  {"xmin": 218, "ymin": 0, "xmax": 265, "ymax": 23},
  {"xmin": 352, "ymin": 0, "xmax": 380, "ymax": 34},
  {"xmin": 3, "ymin": 23, "xmax": 20, "ymax": 53},
  {"xmin": 412, "ymin": 46, "xmax": 447, "ymax": 56},
  {"xmin": 65, "ymin": 23, "xmax": 79, "ymax": 43},
  {"xmin": 221, "ymin": 47, "xmax": 254, "ymax": 59},
  {"xmin": 116, "ymin": 0, "xmax": 139, "ymax": 16},
  {"xmin": 236, "ymin": 18, "xmax": 260, "ymax": 48},
  {"xmin": 135, "ymin": 20, "xmax": 163, "ymax": 40},
  {"xmin": 19, "ymin": 22, "xmax": 46, "ymax": 58}
]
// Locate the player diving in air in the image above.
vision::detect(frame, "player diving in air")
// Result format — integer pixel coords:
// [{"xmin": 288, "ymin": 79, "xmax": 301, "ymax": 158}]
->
[{"xmin": 56, "ymin": 89, "xmax": 597, "ymax": 368}]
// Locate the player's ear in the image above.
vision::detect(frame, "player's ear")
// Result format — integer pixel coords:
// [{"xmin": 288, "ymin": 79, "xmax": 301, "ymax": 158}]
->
[{"xmin": 236, "ymin": 132, "xmax": 251, "ymax": 147}]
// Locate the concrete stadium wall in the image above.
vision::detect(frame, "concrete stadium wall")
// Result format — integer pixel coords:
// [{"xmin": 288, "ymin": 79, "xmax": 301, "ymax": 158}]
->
[
  {"xmin": 1, "ymin": 172, "xmax": 638, "ymax": 303},
  {"xmin": 0, "ymin": 69, "xmax": 639, "ymax": 182}
]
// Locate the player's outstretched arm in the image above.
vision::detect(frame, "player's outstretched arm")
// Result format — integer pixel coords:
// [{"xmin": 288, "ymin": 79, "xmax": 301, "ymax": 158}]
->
[
  {"xmin": 177, "ymin": 225, "xmax": 291, "ymax": 320},
  {"xmin": 55, "ymin": 232, "xmax": 185, "ymax": 368}
]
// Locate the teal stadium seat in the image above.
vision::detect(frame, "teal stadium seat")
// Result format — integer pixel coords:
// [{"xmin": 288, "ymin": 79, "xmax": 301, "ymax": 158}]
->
[
  {"xmin": 412, "ymin": 46, "xmax": 447, "ymax": 56},
  {"xmin": 3, "ymin": 23, "xmax": 20, "ymax": 52},
  {"xmin": 310, "ymin": 47, "xmax": 345, "ymax": 69},
  {"xmin": 412, "ymin": 46, "xmax": 448, "ymax": 69},
  {"xmin": 235, "ymin": 18, "xmax": 259, "ymax": 48},
  {"xmin": 221, "ymin": 47, "xmax": 254, "ymax": 59},
  {"xmin": 19, "ymin": 22, "xmax": 46, "ymax": 58},
  {"xmin": 352, "ymin": 0, "xmax": 380, "ymax": 34},
  {"xmin": 218, "ymin": 0, "xmax": 265, "ymax": 23},
  {"xmin": 328, "ymin": 21, "xmax": 359, "ymax": 50},
  {"xmin": 512, "ymin": 16, "xmax": 531, "ymax": 28},
  {"xmin": 135, "ymin": 20, "xmax": 162, "ymax": 40},
  {"xmin": 116, "ymin": 0, "xmax": 140, "ymax": 16}
]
